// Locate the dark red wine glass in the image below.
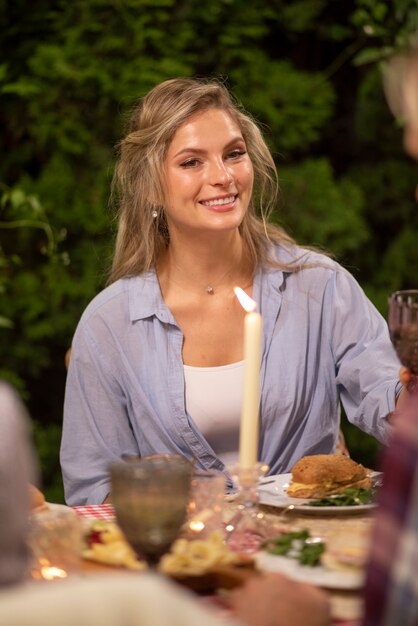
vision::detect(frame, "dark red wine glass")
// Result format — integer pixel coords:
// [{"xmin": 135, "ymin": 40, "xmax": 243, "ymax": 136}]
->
[{"xmin": 388, "ymin": 290, "xmax": 418, "ymax": 393}]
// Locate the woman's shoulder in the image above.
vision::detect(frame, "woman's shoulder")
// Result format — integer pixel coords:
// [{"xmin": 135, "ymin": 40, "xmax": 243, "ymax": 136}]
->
[
  {"xmin": 80, "ymin": 278, "xmax": 131, "ymax": 318},
  {"xmin": 266, "ymin": 244, "xmax": 359, "ymax": 298},
  {"xmin": 271, "ymin": 243, "xmax": 341, "ymax": 273},
  {"xmin": 79, "ymin": 273, "xmax": 157, "ymax": 325}
]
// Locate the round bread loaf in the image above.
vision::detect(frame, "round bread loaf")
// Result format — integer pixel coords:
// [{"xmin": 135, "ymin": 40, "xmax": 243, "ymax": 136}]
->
[
  {"xmin": 291, "ymin": 454, "xmax": 367, "ymax": 484},
  {"xmin": 287, "ymin": 454, "xmax": 373, "ymax": 498}
]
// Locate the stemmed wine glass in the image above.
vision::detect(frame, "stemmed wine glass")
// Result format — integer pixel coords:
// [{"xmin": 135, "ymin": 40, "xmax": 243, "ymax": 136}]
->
[
  {"xmin": 388, "ymin": 289, "xmax": 418, "ymax": 394},
  {"xmin": 110, "ymin": 454, "xmax": 193, "ymax": 568}
]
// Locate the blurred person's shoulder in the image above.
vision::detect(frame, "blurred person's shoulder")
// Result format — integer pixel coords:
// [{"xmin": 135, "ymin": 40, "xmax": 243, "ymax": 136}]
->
[{"xmin": 0, "ymin": 381, "xmax": 29, "ymax": 425}]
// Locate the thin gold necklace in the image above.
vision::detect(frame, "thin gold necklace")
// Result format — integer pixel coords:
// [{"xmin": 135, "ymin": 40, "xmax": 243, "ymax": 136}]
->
[
  {"xmin": 169, "ymin": 262, "xmax": 248, "ymax": 296},
  {"xmin": 205, "ymin": 265, "xmax": 236, "ymax": 295}
]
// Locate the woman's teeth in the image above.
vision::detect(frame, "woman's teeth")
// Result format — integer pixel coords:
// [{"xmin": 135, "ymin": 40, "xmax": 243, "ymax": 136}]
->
[{"xmin": 201, "ymin": 195, "xmax": 235, "ymax": 207}]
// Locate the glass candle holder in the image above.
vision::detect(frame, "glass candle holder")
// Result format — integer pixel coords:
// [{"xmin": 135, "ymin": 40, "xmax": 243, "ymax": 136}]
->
[
  {"xmin": 225, "ymin": 462, "xmax": 270, "ymax": 553},
  {"xmin": 186, "ymin": 469, "xmax": 226, "ymax": 539},
  {"xmin": 29, "ymin": 506, "xmax": 82, "ymax": 580}
]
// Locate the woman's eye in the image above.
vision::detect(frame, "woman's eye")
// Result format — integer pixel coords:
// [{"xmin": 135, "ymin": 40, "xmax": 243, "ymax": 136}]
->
[
  {"xmin": 227, "ymin": 149, "xmax": 246, "ymax": 159},
  {"xmin": 180, "ymin": 158, "xmax": 200, "ymax": 168}
]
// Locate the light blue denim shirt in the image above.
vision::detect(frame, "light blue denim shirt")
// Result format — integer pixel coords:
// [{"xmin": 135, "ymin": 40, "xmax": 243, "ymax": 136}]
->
[{"xmin": 61, "ymin": 245, "xmax": 401, "ymax": 505}]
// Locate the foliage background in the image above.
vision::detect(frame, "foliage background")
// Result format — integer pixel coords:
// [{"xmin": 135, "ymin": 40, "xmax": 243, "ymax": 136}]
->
[{"xmin": 1, "ymin": 0, "xmax": 418, "ymax": 502}]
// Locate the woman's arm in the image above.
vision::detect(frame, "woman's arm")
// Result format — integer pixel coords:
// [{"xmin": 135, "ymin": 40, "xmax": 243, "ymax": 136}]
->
[
  {"xmin": 60, "ymin": 323, "xmax": 139, "ymax": 506},
  {"xmin": 328, "ymin": 268, "xmax": 402, "ymax": 441}
]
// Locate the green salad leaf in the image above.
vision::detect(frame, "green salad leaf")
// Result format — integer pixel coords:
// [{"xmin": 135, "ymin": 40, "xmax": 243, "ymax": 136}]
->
[
  {"xmin": 306, "ymin": 487, "xmax": 374, "ymax": 507},
  {"xmin": 261, "ymin": 530, "xmax": 325, "ymax": 566}
]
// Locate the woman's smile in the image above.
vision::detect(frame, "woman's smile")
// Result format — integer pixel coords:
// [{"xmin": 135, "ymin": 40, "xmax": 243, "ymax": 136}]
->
[{"xmin": 199, "ymin": 194, "xmax": 238, "ymax": 210}]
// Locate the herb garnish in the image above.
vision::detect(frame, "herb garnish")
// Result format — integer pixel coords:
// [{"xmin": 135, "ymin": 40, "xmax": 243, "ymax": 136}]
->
[
  {"xmin": 306, "ymin": 487, "xmax": 374, "ymax": 507},
  {"xmin": 261, "ymin": 530, "xmax": 325, "ymax": 566}
]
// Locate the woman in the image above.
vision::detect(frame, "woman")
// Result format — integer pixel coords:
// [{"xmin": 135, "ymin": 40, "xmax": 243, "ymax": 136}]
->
[{"xmin": 61, "ymin": 77, "xmax": 402, "ymax": 506}]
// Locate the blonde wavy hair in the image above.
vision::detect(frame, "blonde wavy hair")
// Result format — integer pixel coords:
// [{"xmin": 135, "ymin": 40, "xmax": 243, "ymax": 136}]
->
[
  {"xmin": 109, "ymin": 77, "xmax": 297, "ymax": 283},
  {"xmin": 383, "ymin": 44, "xmax": 418, "ymax": 134}
]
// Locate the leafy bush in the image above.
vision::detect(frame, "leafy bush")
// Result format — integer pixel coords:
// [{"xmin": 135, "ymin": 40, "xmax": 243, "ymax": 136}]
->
[{"xmin": 2, "ymin": 0, "xmax": 418, "ymax": 495}]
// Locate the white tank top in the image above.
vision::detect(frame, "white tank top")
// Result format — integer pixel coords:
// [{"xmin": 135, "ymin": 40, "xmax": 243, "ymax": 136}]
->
[{"xmin": 183, "ymin": 361, "xmax": 244, "ymax": 466}]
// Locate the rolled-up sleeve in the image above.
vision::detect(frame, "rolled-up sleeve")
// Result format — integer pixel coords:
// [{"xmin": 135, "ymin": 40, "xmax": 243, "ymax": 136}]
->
[{"xmin": 328, "ymin": 269, "xmax": 401, "ymax": 443}]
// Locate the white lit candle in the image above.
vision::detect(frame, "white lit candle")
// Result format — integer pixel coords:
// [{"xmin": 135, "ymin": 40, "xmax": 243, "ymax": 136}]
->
[{"xmin": 234, "ymin": 287, "xmax": 263, "ymax": 468}]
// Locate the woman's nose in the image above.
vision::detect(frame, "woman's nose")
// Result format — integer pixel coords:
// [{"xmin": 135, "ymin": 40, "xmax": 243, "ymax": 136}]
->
[{"xmin": 209, "ymin": 159, "xmax": 233, "ymax": 185}]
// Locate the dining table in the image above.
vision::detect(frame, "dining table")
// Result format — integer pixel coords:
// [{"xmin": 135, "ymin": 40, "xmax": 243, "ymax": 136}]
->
[{"xmin": 68, "ymin": 490, "xmax": 373, "ymax": 626}]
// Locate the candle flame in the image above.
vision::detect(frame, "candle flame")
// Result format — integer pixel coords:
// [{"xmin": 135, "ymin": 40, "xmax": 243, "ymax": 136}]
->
[
  {"xmin": 234, "ymin": 286, "xmax": 257, "ymax": 312},
  {"xmin": 189, "ymin": 520, "xmax": 205, "ymax": 533},
  {"xmin": 40, "ymin": 565, "xmax": 68, "ymax": 580},
  {"xmin": 31, "ymin": 558, "xmax": 68, "ymax": 581}
]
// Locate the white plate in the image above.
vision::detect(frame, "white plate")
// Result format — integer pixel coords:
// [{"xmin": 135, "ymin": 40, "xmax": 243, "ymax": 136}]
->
[
  {"xmin": 256, "ymin": 551, "xmax": 365, "ymax": 589},
  {"xmin": 258, "ymin": 473, "xmax": 378, "ymax": 513}
]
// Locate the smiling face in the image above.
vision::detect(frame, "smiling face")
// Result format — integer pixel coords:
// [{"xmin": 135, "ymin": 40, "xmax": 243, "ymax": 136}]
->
[{"xmin": 162, "ymin": 108, "xmax": 254, "ymax": 240}]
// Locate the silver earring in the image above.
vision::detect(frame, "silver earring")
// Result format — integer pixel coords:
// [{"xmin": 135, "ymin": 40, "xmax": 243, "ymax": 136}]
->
[{"xmin": 152, "ymin": 209, "xmax": 158, "ymax": 219}]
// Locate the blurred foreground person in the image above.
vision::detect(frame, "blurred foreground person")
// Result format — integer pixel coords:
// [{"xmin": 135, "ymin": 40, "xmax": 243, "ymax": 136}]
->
[
  {"xmin": 361, "ymin": 45, "xmax": 418, "ymax": 626},
  {"xmin": 230, "ymin": 571, "xmax": 330, "ymax": 626},
  {"xmin": 0, "ymin": 380, "xmax": 36, "ymax": 586},
  {"xmin": 0, "ymin": 573, "xmax": 330, "ymax": 626},
  {"xmin": 0, "ymin": 571, "xmax": 330, "ymax": 626}
]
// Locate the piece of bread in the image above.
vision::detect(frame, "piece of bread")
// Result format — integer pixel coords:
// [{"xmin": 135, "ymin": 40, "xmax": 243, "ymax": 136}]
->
[
  {"xmin": 321, "ymin": 528, "xmax": 370, "ymax": 572},
  {"xmin": 286, "ymin": 454, "xmax": 372, "ymax": 498},
  {"xmin": 29, "ymin": 484, "xmax": 48, "ymax": 511}
]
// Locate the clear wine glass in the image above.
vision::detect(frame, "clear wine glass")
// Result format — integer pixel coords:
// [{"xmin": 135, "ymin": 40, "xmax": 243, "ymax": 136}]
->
[
  {"xmin": 388, "ymin": 289, "xmax": 418, "ymax": 394},
  {"xmin": 110, "ymin": 454, "xmax": 193, "ymax": 568}
]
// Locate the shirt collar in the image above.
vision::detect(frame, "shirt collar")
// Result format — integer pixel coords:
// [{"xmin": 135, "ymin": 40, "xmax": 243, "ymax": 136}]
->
[
  {"xmin": 128, "ymin": 271, "xmax": 173, "ymax": 323},
  {"xmin": 127, "ymin": 245, "xmax": 289, "ymax": 324}
]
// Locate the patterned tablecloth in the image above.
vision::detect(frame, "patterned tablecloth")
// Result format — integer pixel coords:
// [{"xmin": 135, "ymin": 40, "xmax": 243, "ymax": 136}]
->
[
  {"xmin": 71, "ymin": 502, "xmax": 364, "ymax": 626},
  {"xmin": 73, "ymin": 503, "xmax": 115, "ymax": 522}
]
